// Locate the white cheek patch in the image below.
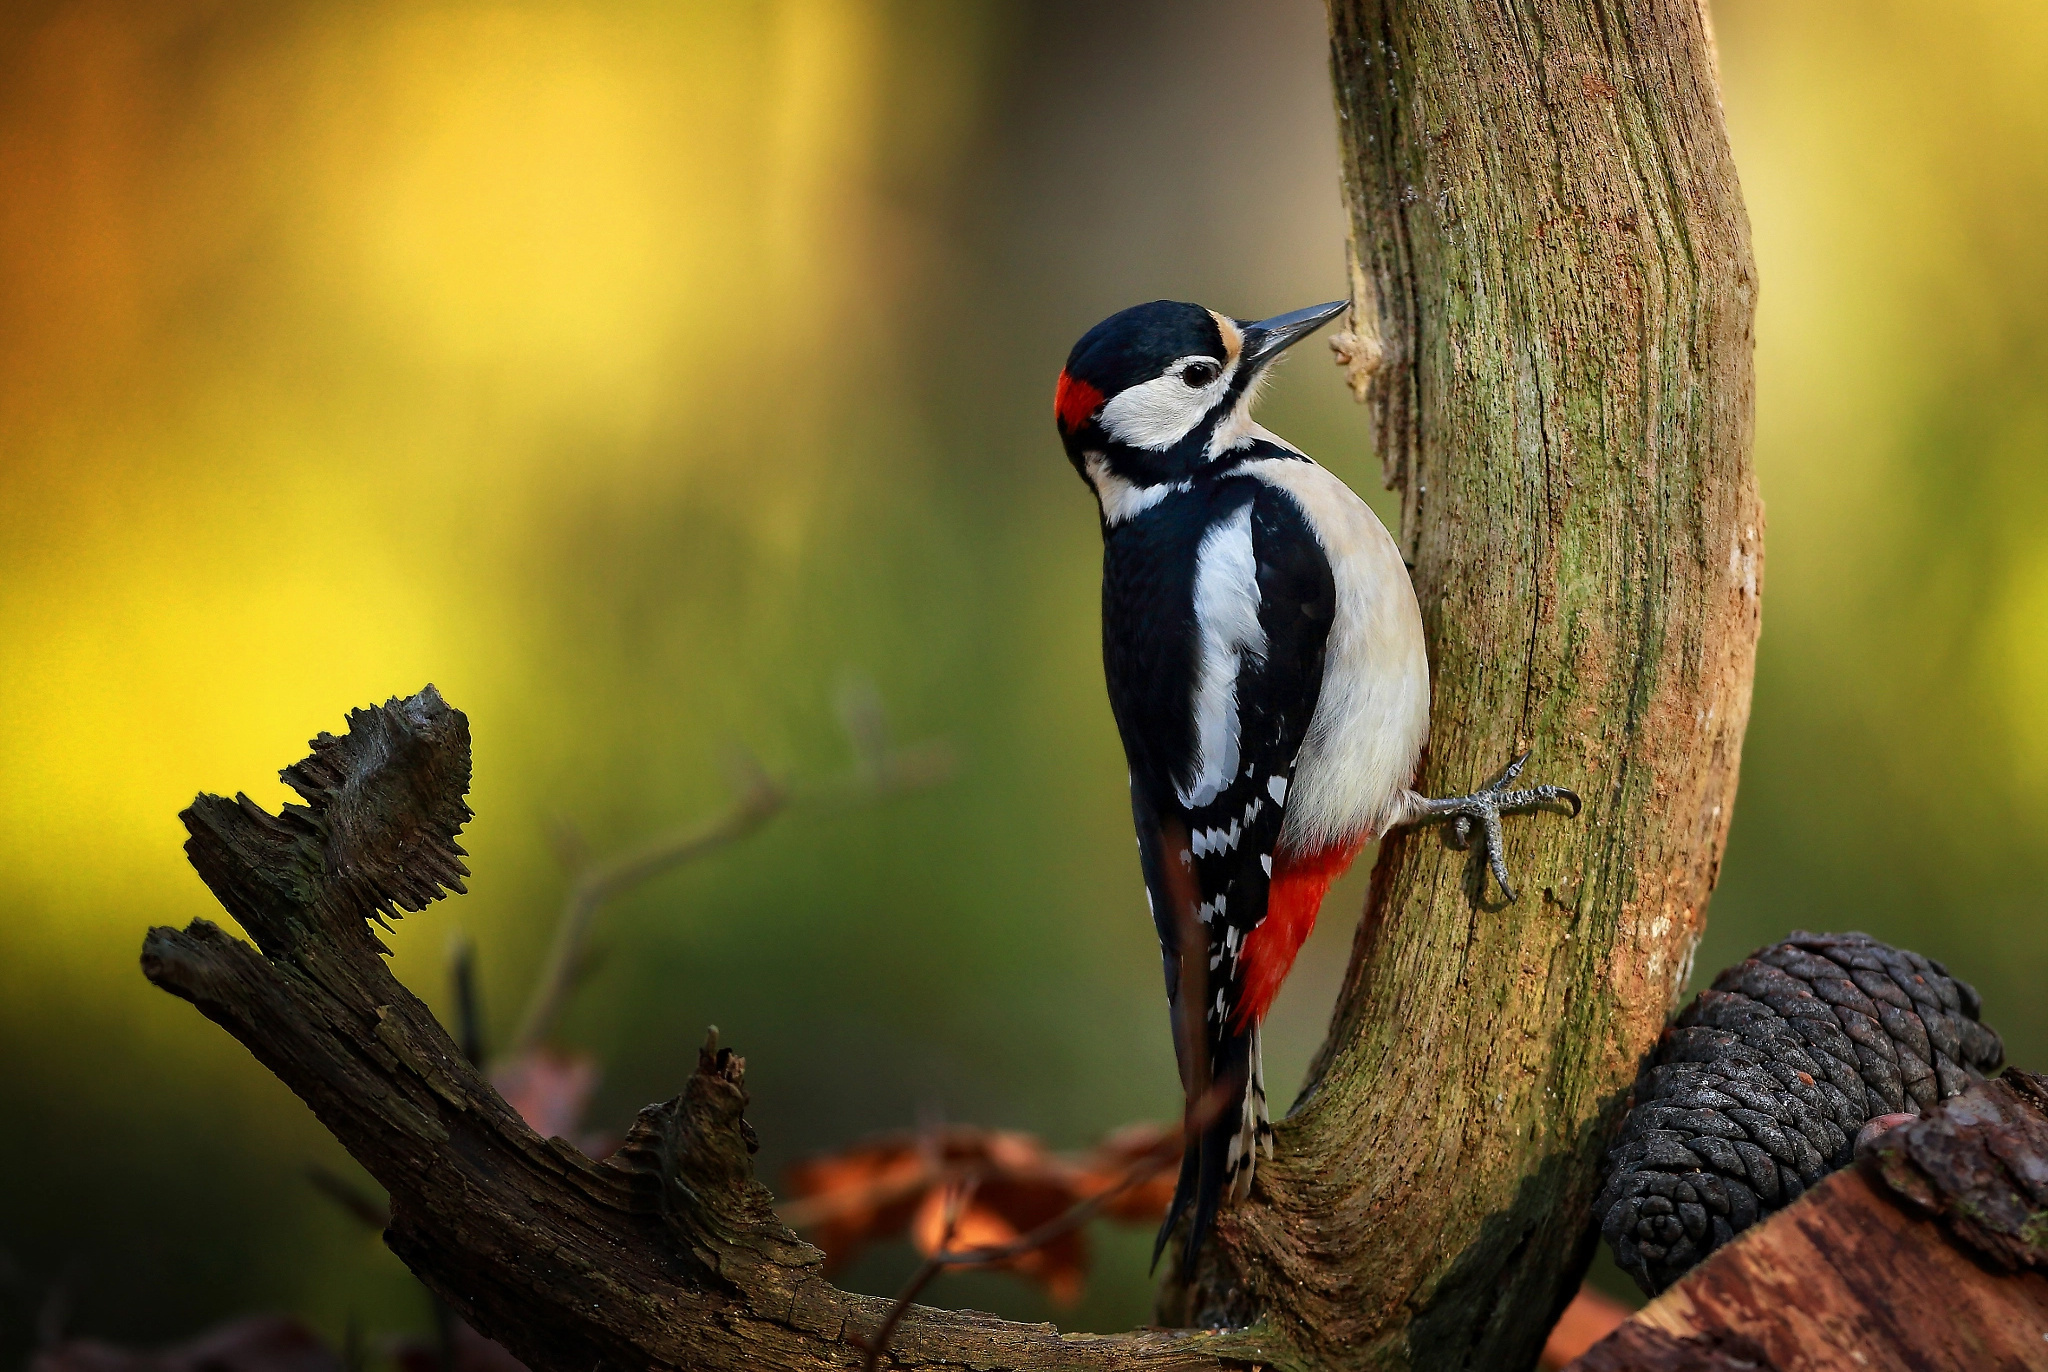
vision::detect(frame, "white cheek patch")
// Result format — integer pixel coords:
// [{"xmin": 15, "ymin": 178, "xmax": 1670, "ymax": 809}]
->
[
  {"xmin": 1178, "ymin": 501, "xmax": 1266, "ymax": 808},
  {"xmin": 1097, "ymin": 356, "xmax": 1236, "ymax": 452}
]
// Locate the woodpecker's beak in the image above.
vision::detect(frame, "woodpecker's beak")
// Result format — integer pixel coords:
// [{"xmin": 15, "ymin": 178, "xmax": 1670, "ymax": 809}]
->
[{"xmin": 1241, "ymin": 299, "xmax": 1350, "ymax": 368}]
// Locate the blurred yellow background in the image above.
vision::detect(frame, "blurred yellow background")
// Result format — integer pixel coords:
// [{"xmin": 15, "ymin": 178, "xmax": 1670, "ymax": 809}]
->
[{"xmin": 2, "ymin": 0, "xmax": 2044, "ymax": 1350}]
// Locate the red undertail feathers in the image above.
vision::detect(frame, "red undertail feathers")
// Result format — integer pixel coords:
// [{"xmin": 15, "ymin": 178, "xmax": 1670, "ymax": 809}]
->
[{"xmin": 1233, "ymin": 836, "xmax": 1366, "ymax": 1031}]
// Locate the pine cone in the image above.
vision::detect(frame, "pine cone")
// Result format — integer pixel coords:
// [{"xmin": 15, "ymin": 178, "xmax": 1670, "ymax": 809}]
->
[{"xmin": 1598, "ymin": 930, "xmax": 2003, "ymax": 1294}]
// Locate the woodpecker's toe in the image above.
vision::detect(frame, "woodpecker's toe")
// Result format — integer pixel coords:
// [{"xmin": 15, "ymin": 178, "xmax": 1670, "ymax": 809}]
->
[{"xmin": 1405, "ymin": 752, "xmax": 1581, "ymax": 903}]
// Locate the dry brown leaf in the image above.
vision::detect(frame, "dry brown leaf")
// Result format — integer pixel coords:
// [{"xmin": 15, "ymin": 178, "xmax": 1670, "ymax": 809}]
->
[
  {"xmin": 910, "ymin": 1174, "xmax": 1091, "ymax": 1306},
  {"xmin": 1538, "ymin": 1285, "xmax": 1632, "ymax": 1369},
  {"xmin": 1071, "ymin": 1121, "xmax": 1178, "ymax": 1222},
  {"xmin": 780, "ymin": 1120, "xmax": 1176, "ymax": 1306}
]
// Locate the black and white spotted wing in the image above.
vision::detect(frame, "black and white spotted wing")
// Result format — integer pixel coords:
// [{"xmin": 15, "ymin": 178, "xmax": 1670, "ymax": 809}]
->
[{"xmin": 1104, "ymin": 464, "xmax": 1335, "ymax": 1065}]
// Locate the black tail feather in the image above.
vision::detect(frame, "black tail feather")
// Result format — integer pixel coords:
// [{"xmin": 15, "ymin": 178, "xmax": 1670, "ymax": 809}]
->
[
  {"xmin": 1151, "ymin": 1030, "xmax": 1253, "ymax": 1274},
  {"xmin": 1150, "ymin": 1133, "xmax": 1202, "ymax": 1271}
]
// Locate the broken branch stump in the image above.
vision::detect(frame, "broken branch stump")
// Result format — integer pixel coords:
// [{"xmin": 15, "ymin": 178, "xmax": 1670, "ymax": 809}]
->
[{"xmin": 143, "ymin": 689, "xmax": 1242, "ymax": 1372}]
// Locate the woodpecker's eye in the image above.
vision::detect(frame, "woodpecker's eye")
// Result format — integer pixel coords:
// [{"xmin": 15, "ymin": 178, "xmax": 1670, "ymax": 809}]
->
[{"xmin": 1179, "ymin": 361, "xmax": 1220, "ymax": 389}]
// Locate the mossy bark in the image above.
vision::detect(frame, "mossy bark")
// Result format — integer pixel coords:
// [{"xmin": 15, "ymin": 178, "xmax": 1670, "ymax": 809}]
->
[{"xmin": 1164, "ymin": 2, "xmax": 1761, "ymax": 1366}]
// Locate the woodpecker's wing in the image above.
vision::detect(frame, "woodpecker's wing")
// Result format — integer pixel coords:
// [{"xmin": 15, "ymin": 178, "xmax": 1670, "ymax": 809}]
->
[
  {"xmin": 1104, "ymin": 471, "xmax": 1335, "ymax": 1266},
  {"xmin": 1110, "ymin": 475, "xmax": 1336, "ymax": 1058}
]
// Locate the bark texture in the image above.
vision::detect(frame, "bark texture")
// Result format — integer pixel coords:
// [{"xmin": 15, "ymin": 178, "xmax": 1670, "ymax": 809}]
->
[
  {"xmin": 1573, "ymin": 1165, "xmax": 2048, "ymax": 1370},
  {"xmin": 144, "ymin": 689, "xmax": 1244, "ymax": 1372},
  {"xmin": 1862, "ymin": 1068, "xmax": 2048, "ymax": 1272},
  {"xmin": 1170, "ymin": 1, "xmax": 1760, "ymax": 1365}
]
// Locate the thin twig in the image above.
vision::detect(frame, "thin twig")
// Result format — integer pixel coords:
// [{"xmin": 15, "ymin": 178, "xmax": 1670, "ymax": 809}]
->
[
  {"xmin": 340, "ymin": 1316, "xmax": 367, "ymax": 1372},
  {"xmin": 505, "ymin": 761, "xmax": 782, "ymax": 1058},
  {"xmin": 35, "ymin": 1266, "xmax": 74, "ymax": 1352},
  {"xmin": 857, "ymin": 1171, "xmax": 980, "ymax": 1372},
  {"xmin": 449, "ymin": 931, "xmax": 485, "ymax": 1065},
  {"xmin": 505, "ymin": 688, "xmax": 952, "ymax": 1058},
  {"xmin": 775, "ymin": 1161, "xmax": 939, "ymax": 1233},
  {"xmin": 774, "ymin": 1120, "xmax": 1172, "ymax": 1232},
  {"xmin": 307, "ymin": 1165, "xmax": 392, "ymax": 1231}
]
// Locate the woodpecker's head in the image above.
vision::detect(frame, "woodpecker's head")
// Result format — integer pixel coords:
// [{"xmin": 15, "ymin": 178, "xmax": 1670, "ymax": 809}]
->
[{"xmin": 1054, "ymin": 298, "xmax": 1347, "ymax": 513}]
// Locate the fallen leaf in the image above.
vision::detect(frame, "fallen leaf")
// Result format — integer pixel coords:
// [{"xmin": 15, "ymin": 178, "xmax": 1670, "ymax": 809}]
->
[
  {"xmin": 781, "ymin": 1119, "xmax": 1179, "ymax": 1306},
  {"xmin": 1538, "ymin": 1285, "xmax": 1633, "ymax": 1369}
]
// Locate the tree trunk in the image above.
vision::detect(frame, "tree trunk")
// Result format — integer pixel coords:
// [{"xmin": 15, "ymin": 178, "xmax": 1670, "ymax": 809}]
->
[
  {"xmin": 138, "ymin": 3, "xmax": 1755, "ymax": 1369},
  {"xmin": 1165, "ymin": 0, "xmax": 1760, "ymax": 1365}
]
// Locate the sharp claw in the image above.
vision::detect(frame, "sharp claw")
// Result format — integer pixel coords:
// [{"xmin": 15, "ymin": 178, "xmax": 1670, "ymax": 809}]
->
[
  {"xmin": 1560, "ymin": 788, "xmax": 1582, "ymax": 818},
  {"xmin": 1489, "ymin": 854, "xmax": 1516, "ymax": 903},
  {"xmin": 1481, "ymin": 812, "xmax": 1511, "ymax": 900}
]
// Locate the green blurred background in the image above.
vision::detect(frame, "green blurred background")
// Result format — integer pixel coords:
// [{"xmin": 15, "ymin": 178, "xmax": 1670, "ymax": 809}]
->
[{"xmin": 2, "ymin": 0, "xmax": 2044, "ymax": 1354}]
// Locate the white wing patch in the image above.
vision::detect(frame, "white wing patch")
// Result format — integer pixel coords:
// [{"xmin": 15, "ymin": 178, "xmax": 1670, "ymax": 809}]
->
[
  {"xmin": 1178, "ymin": 502, "xmax": 1266, "ymax": 809},
  {"xmin": 1189, "ymin": 819, "xmax": 1244, "ymax": 856}
]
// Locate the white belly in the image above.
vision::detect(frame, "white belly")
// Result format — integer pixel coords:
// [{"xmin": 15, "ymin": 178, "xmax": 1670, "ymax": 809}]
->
[{"xmin": 1240, "ymin": 456, "xmax": 1430, "ymax": 853}]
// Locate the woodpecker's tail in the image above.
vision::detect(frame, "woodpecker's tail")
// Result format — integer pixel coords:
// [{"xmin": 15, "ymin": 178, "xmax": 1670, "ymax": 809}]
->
[{"xmin": 1152, "ymin": 1023, "xmax": 1273, "ymax": 1273}]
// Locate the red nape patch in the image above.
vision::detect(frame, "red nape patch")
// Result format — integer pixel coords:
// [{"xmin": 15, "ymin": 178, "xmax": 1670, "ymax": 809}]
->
[
  {"xmin": 1054, "ymin": 370, "xmax": 1104, "ymax": 433},
  {"xmin": 1234, "ymin": 836, "xmax": 1368, "ymax": 1030}
]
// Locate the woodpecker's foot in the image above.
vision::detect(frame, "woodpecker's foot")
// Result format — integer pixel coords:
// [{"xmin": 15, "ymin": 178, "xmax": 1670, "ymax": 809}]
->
[{"xmin": 1408, "ymin": 752, "xmax": 1581, "ymax": 902}]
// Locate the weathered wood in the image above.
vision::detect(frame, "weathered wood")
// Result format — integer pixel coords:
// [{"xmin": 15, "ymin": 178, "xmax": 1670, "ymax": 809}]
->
[
  {"xmin": 1572, "ymin": 1167, "xmax": 2048, "ymax": 1370},
  {"xmin": 1167, "ymin": 0, "xmax": 1760, "ymax": 1364},
  {"xmin": 1864, "ymin": 1069, "xmax": 2048, "ymax": 1271},
  {"xmin": 144, "ymin": 690, "xmax": 1242, "ymax": 1372}
]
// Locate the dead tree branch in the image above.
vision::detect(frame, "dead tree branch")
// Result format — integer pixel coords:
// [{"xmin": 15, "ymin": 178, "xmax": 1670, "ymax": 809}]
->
[
  {"xmin": 145, "ymin": 689, "xmax": 1243, "ymax": 1372},
  {"xmin": 1572, "ymin": 1072, "xmax": 2048, "ymax": 1369}
]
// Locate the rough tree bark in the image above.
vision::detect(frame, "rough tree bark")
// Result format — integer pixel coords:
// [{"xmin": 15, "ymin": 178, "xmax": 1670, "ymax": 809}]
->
[
  {"xmin": 146, "ymin": 690, "xmax": 1240, "ymax": 1372},
  {"xmin": 1167, "ymin": 0, "xmax": 1759, "ymax": 1366},
  {"xmin": 139, "ymin": 3, "xmax": 1756, "ymax": 1370}
]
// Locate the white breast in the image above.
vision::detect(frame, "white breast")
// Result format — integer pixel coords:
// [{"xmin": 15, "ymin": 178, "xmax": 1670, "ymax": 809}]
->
[{"xmin": 1240, "ymin": 452, "xmax": 1430, "ymax": 852}]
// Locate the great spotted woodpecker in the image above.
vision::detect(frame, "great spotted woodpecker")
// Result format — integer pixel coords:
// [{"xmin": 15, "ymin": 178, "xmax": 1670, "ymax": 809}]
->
[{"xmin": 1055, "ymin": 298, "xmax": 1580, "ymax": 1270}]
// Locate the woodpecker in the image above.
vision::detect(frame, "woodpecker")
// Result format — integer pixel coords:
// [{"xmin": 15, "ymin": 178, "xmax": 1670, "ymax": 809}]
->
[{"xmin": 1055, "ymin": 298, "xmax": 1580, "ymax": 1271}]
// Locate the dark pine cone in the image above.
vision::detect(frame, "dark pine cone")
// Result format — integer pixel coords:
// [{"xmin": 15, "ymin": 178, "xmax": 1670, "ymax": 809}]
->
[{"xmin": 1597, "ymin": 930, "xmax": 2004, "ymax": 1294}]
